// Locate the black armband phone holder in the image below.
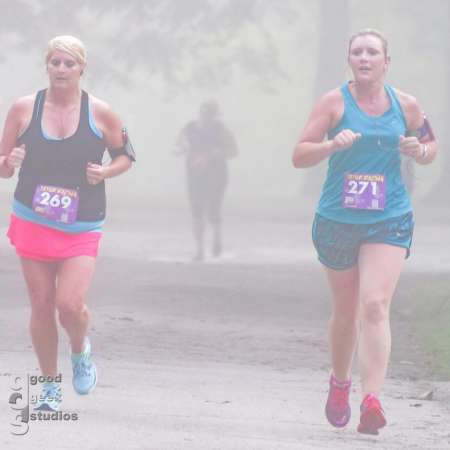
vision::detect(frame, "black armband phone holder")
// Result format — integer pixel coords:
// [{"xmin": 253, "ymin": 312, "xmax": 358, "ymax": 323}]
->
[
  {"xmin": 406, "ymin": 115, "xmax": 435, "ymax": 142},
  {"xmin": 108, "ymin": 127, "xmax": 136, "ymax": 162}
]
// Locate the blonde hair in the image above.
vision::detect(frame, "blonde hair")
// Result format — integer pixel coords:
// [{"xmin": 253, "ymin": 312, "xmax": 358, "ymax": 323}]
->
[
  {"xmin": 349, "ymin": 29, "xmax": 388, "ymax": 57},
  {"xmin": 45, "ymin": 35, "xmax": 87, "ymax": 65}
]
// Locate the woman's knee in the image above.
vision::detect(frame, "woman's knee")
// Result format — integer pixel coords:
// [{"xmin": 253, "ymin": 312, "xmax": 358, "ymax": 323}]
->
[
  {"xmin": 30, "ymin": 302, "xmax": 56, "ymax": 321},
  {"xmin": 331, "ymin": 292, "xmax": 359, "ymax": 325},
  {"xmin": 56, "ymin": 295, "xmax": 87, "ymax": 324},
  {"xmin": 28, "ymin": 290, "xmax": 55, "ymax": 317},
  {"xmin": 330, "ymin": 310, "xmax": 359, "ymax": 329},
  {"xmin": 361, "ymin": 295, "xmax": 390, "ymax": 324}
]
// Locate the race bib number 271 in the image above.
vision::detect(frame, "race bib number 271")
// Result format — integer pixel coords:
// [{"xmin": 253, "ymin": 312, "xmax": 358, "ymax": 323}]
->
[
  {"xmin": 32, "ymin": 185, "xmax": 79, "ymax": 224},
  {"xmin": 342, "ymin": 173, "xmax": 386, "ymax": 210}
]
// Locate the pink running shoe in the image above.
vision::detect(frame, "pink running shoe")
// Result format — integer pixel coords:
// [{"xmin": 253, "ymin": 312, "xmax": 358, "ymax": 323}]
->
[
  {"xmin": 325, "ymin": 374, "xmax": 351, "ymax": 428},
  {"xmin": 357, "ymin": 393, "xmax": 387, "ymax": 435}
]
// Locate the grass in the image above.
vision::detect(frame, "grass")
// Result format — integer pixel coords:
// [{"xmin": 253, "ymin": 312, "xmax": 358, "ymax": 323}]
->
[{"xmin": 412, "ymin": 276, "xmax": 450, "ymax": 379}]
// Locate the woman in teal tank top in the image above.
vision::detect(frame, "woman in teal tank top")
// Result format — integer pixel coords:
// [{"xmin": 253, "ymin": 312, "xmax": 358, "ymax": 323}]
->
[{"xmin": 292, "ymin": 29, "xmax": 438, "ymax": 436}]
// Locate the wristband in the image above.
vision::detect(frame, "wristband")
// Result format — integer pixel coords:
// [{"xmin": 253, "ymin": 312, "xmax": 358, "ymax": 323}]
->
[{"xmin": 420, "ymin": 143, "xmax": 428, "ymax": 160}]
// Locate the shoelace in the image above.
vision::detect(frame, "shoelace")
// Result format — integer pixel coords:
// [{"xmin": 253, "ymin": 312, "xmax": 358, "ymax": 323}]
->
[
  {"xmin": 331, "ymin": 385, "xmax": 350, "ymax": 409},
  {"xmin": 40, "ymin": 385, "xmax": 61, "ymax": 402},
  {"xmin": 74, "ymin": 358, "xmax": 92, "ymax": 377},
  {"xmin": 361, "ymin": 395, "xmax": 382, "ymax": 413}
]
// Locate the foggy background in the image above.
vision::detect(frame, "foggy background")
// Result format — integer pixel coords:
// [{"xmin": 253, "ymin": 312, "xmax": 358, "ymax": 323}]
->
[
  {"xmin": 1, "ymin": 5, "xmax": 450, "ymax": 446},
  {"xmin": 0, "ymin": 0, "xmax": 448, "ymax": 214}
]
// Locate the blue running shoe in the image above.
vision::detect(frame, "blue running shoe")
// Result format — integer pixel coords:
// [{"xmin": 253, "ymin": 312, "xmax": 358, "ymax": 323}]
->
[
  {"xmin": 34, "ymin": 382, "xmax": 62, "ymax": 412},
  {"xmin": 71, "ymin": 338, "xmax": 97, "ymax": 395}
]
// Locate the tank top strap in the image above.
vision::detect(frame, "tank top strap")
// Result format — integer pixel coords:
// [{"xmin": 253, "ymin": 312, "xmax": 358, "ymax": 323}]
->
[
  {"xmin": 33, "ymin": 89, "xmax": 47, "ymax": 123},
  {"xmin": 384, "ymin": 85, "xmax": 407, "ymax": 127},
  {"xmin": 79, "ymin": 90, "xmax": 89, "ymax": 128},
  {"xmin": 384, "ymin": 85, "xmax": 402, "ymax": 113},
  {"xmin": 340, "ymin": 83, "xmax": 354, "ymax": 106},
  {"xmin": 339, "ymin": 82, "xmax": 363, "ymax": 117}
]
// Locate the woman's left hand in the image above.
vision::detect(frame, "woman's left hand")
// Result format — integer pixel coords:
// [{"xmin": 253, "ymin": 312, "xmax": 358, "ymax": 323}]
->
[
  {"xmin": 399, "ymin": 135, "xmax": 421, "ymax": 159},
  {"xmin": 86, "ymin": 162, "xmax": 106, "ymax": 185}
]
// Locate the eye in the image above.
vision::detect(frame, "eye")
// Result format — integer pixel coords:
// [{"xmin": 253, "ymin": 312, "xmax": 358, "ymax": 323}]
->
[
  {"xmin": 64, "ymin": 60, "xmax": 76, "ymax": 68},
  {"xmin": 351, "ymin": 48, "xmax": 362, "ymax": 56},
  {"xmin": 50, "ymin": 59, "xmax": 61, "ymax": 67},
  {"xmin": 367, "ymin": 48, "xmax": 380, "ymax": 56}
]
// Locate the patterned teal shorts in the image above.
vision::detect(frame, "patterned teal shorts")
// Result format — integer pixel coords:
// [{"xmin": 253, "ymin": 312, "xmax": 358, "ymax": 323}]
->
[{"xmin": 312, "ymin": 212, "xmax": 414, "ymax": 270}]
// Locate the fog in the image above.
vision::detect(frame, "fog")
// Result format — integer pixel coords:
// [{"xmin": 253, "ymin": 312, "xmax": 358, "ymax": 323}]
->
[
  {"xmin": 0, "ymin": 0, "xmax": 447, "ymax": 211},
  {"xmin": 1, "ymin": 5, "xmax": 449, "ymax": 445}
]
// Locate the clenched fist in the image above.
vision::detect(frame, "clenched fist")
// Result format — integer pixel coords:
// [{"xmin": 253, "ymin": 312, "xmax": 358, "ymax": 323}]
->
[
  {"xmin": 331, "ymin": 129, "xmax": 362, "ymax": 152},
  {"xmin": 399, "ymin": 135, "xmax": 422, "ymax": 160},
  {"xmin": 86, "ymin": 162, "xmax": 106, "ymax": 185},
  {"xmin": 6, "ymin": 144, "xmax": 26, "ymax": 168}
]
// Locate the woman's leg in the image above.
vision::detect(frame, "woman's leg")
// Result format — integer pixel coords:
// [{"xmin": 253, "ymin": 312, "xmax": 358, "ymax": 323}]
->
[
  {"xmin": 323, "ymin": 264, "xmax": 360, "ymax": 427},
  {"xmin": 357, "ymin": 243, "xmax": 406, "ymax": 397},
  {"xmin": 55, "ymin": 256, "xmax": 96, "ymax": 353},
  {"xmin": 20, "ymin": 258, "xmax": 58, "ymax": 377},
  {"xmin": 325, "ymin": 266, "xmax": 360, "ymax": 381},
  {"xmin": 55, "ymin": 255, "xmax": 97, "ymax": 394}
]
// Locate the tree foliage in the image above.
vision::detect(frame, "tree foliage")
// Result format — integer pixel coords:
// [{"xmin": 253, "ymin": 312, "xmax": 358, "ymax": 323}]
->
[{"xmin": 0, "ymin": 0, "xmax": 300, "ymax": 90}]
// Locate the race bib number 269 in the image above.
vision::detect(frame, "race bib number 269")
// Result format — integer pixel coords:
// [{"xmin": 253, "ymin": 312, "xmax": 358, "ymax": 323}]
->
[{"xmin": 32, "ymin": 185, "xmax": 79, "ymax": 224}]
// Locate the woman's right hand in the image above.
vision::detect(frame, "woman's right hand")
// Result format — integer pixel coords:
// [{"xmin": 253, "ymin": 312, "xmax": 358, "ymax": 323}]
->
[
  {"xmin": 6, "ymin": 144, "xmax": 26, "ymax": 168},
  {"xmin": 331, "ymin": 129, "xmax": 361, "ymax": 152}
]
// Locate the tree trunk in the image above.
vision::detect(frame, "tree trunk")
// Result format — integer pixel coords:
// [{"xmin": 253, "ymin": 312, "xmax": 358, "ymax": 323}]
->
[
  {"xmin": 301, "ymin": 0, "xmax": 350, "ymax": 198},
  {"xmin": 426, "ymin": 15, "xmax": 450, "ymax": 200}
]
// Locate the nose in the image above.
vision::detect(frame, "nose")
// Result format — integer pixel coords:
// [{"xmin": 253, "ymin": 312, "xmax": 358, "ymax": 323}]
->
[
  {"xmin": 359, "ymin": 50, "xmax": 369, "ymax": 61},
  {"xmin": 56, "ymin": 64, "xmax": 67, "ymax": 73}
]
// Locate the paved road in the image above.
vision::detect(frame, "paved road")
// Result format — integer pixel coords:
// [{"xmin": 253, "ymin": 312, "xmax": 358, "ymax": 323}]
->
[{"xmin": 0, "ymin": 204, "xmax": 449, "ymax": 449}]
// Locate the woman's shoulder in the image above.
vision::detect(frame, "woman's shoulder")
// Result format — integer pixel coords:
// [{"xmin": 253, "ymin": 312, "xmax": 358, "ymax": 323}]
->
[
  {"xmin": 320, "ymin": 87, "xmax": 344, "ymax": 106},
  {"xmin": 312, "ymin": 87, "xmax": 345, "ymax": 120},
  {"xmin": 5, "ymin": 94, "xmax": 38, "ymax": 131},
  {"xmin": 312, "ymin": 87, "xmax": 345, "ymax": 128},
  {"xmin": 9, "ymin": 93, "xmax": 37, "ymax": 114},
  {"xmin": 389, "ymin": 86, "xmax": 422, "ymax": 126},
  {"xmin": 389, "ymin": 86, "xmax": 420, "ymax": 111},
  {"xmin": 87, "ymin": 93, "xmax": 121, "ymax": 128},
  {"xmin": 87, "ymin": 93, "xmax": 123, "ymax": 142},
  {"xmin": 87, "ymin": 93, "xmax": 113, "ymax": 115}
]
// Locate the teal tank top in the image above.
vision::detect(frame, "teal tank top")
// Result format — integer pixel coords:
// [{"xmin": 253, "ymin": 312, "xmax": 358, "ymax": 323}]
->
[{"xmin": 316, "ymin": 83, "xmax": 412, "ymax": 224}]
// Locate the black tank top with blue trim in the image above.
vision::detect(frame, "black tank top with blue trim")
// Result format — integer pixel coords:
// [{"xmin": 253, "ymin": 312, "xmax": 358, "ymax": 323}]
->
[{"xmin": 14, "ymin": 89, "xmax": 107, "ymax": 222}]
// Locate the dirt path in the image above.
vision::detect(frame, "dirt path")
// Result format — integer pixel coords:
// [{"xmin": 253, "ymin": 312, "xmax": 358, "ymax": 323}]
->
[{"xmin": 1, "ymin": 207, "xmax": 449, "ymax": 449}]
